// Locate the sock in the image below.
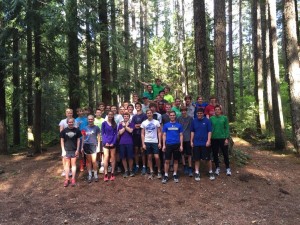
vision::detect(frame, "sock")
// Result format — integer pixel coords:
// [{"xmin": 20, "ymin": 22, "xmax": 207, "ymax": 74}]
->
[
  {"xmin": 165, "ymin": 173, "xmax": 168, "ymax": 177},
  {"xmin": 173, "ymin": 172, "xmax": 177, "ymax": 176},
  {"xmin": 195, "ymin": 170, "xmax": 199, "ymax": 174},
  {"xmin": 136, "ymin": 165, "xmax": 139, "ymax": 168},
  {"xmin": 209, "ymin": 170, "xmax": 213, "ymax": 173},
  {"xmin": 94, "ymin": 170, "xmax": 98, "ymax": 178},
  {"xmin": 88, "ymin": 170, "xmax": 92, "ymax": 176}
]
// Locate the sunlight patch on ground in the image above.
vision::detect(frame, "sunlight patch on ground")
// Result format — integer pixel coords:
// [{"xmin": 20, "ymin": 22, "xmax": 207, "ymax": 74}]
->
[{"xmin": 232, "ymin": 137, "xmax": 251, "ymax": 147}]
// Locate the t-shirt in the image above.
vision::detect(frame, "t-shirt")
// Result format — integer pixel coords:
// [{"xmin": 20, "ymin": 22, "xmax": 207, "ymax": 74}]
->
[
  {"xmin": 118, "ymin": 122, "xmax": 135, "ymax": 145},
  {"xmin": 164, "ymin": 94, "xmax": 174, "ymax": 103},
  {"xmin": 171, "ymin": 106, "xmax": 182, "ymax": 117},
  {"xmin": 143, "ymin": 92, "xmax": 154, "ymax": 100},
  {"xmin": 163, "ymin": 122, "xmax": 183, "ymax": 145},
  {"xmin": 210, "ymin": 115, "xmax": 229, "ymax": 139},
  {"xmin": 142, "ymin": 104, "xmax": 150, "ymax": 113},
  {"xmin": 59, "ymin": 118, "xmax": 68, "ymax": 129},
  {"xmin": 152, "ymin": 84, "xmax": 164, "ymax": 98},
  {"xmin": 75, "ymin": 117, "xmax": 88, "ymax": 131},
  {"xmin": 60, "ymin": 127, "xmax": 82, "ymax": 151},
  {"xmin": 194, "ymin": 102, "xmax": 208, "ymax": 118},
  {"xmin": 162, "ymin": 113, "xmax": 170, "ymax": 125},
  {"xmin": 191, "ymin": 117, "xmax": 212, "ymax": 146},
  {"xmin": 141, "ymin": 119, "xmax": 161, "ymax": 143},
  {"xmin": 132, "ymin": 113, "xmax": 147, "ymax": 135},
  {"xmin": 186, "ymin": 104, "xmax": 195, "ymax": 118},
  {"xmin": 204, "ymin": 104, "xmax": 215, "ymax": 118},
  {"xmin": 177, "ymin": 116, "xmax": 193, "ymax": 142},
  {"xmin": 101, "ymin": 121, "xmax": 118, "ymax": 145},
  {"xmin": 153, "ymin": 112, "xmax": 162, "ymax": 123},
  {"xmin": 82, "ymin": 125, "xmax": 100, "ymax": 145},
  {"xmin": 94, "ymin": 117, "xmax": 105, "ymax": 129}
]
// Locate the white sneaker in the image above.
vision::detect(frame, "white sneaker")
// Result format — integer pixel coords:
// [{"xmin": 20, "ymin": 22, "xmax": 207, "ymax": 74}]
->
[
  {"xmin": 117, "ymin": 167, "xmax": 122, "ymax": 173},
  {"xmin": 215, "ymin": 167, "xmax": 220, "ymax": 176},
  {"xmin": 108, "ymin": 166, "xmax": 112, "ymax": 173},
  {"xmin": 226, "ymin": 168, "xmax": 232, "ymax": 176},
  {"xmin": 99, "ymin": 166, "xmax": 104, "ymax": 174},
  {"xmin": 61, "ymin": 170, "xmax": 66, "ymax": 177},
  {"xmin": 194, "ymin": 173, "xmax": 200, "ymax": 181}
]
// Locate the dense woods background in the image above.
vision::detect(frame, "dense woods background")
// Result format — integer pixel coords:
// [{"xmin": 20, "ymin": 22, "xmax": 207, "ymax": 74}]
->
[{"xmin": 0, "ymin": 0, "xmax": 300, "ymax": 154}]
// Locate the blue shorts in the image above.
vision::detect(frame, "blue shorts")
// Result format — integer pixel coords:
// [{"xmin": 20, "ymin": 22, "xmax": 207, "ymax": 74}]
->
[
  {"xmin": 145, "ymin": 143, "xmax": 159, "ymax": 155},
  {"xmin": 119, "ymin": 144, "xmax": 134, "ymax": 159},
  {"xmin": 193, "ymin": 146, "xmax": 211, "ymax": 161}
]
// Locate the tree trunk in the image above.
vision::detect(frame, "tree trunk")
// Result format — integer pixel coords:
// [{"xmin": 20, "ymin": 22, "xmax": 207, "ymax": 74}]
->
[
  {"xmin": 27, "ymin": 0, "xmax": 33, "ymax": 128},
  {"xmin": 228, "ymin": 0, "xmax": 236, "ymax": 122},
  {"xmin": 124, "ymin": 0, "xmax": 130, "ymax": 100},
  {"xmin": 194, "ymin": 0, "xmax": 209, "ymax": 100},
  {"xmin": 252, "ymin": 0, "xmax": 266, "ymax": 133},
  {"xmin": 283, "ymin": 0, "xmax": 300, "ymax": 153},
  {"xmin": 214, "ymin": 0, "xmax": 228, "ymax": 115},
  {"xmin": 239, "ymin": 0, "xmax": 244, "ymax": 109},
  {"xmin": 144, "ymin": 0, "xmax": 150, "ymax": 77},
  {"xmin": 12, "ymin": 29, "xmax": 20, "ymax": 146},
  {"xmin": 99, "ymin": 0, "xmax": 111, "ymax": 104},
  {"xmin": 268, "ymin": 0, "xmax": 286, "ymax": 149},
  {"xmin": 33, "ymin": 0, "xmax": 42, "ymax": 153},
  {"xmin": 0, "ymin": 2, "xmax": 7, "ymax": 154},
  {"xmin": 86, "ymin": 7, "xmax": 94, "ymax": 110},
  {"xmin": 140, "ymin": 0, "xmax": 145, "ymax": 80}
]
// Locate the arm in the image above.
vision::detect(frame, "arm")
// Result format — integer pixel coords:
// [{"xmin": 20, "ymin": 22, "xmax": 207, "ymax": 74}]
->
[
  {"xmin": 139, "ymin": 79, "xmax": 150, "ymax": 86},
  {"xmin": 190, "ymin": 132, "xmax": 194, "ymax": 148},
  {"xmin": 60, "ymin": 138, "xmax": 66, "ymax": 156},
  {"xmin": 157, "ymin": 126, "xmax": 162, "ymax": 149},
  {"xmin": 76, "ymin": 137, "xmax": 80, "ymax": 156},
  {"xmin": 162, "ymin": 132, "xmax": 166, "ymax": 152},
  {"xmin": 141, "ymin": 128, "xmax": 146, "ymax": 150},
  {"xmin": 118, "ymin": 123, "xmax": 126, "ymax": 136},
  {"xmin": 206, "ymin": 132, "xmax": 211, "ymax": 147},
  {"xmin": 125, "ymin": 122, "xmax": 134, "ymax": 133},
  {"xmin": 179, "ymin": 132, "xmax": 183, "ymax": 152},
  {"xmin": 224, "ymin": 116, "xmax": 230, "ymax": 145}
]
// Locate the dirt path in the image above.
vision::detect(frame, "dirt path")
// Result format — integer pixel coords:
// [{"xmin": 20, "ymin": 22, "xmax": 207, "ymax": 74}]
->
[{"xmin": 0, "ymin": 137, "xmax": 299, "ymax": 225}]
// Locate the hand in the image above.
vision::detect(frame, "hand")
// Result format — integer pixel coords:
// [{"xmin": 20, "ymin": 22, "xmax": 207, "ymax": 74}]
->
[
  {"xmin": 105, "ymin": 143, "xmax": 109, "ymax": 147},
  {"xmin": 122, "ymin": 122, "xmax": 125, "ymax": 127},
  {"xmin": 179, "ymin": 145, "xmax": 183, "ymax": 152},
  {"xmin": 190, "ymin": 142, "xmax": 194, "ymax": 148},
  {"xmin": 224, "ymin": 139, "xmax": 229, "ymax": 146},
  {"xmin": 158, "ymin": 143, "xmax": 161, "ymax": 149},
  {"xmin": 162, "ymin": 146, "xmax": 166, "ymax": 152},
  {"xmin": 206, "ymin": 140, "xmax": 211, "ymax": 147},
  {"xmin": 142, "ymin": 144, "xmax": 146, "ymax": 151},
  {"xmin": 96, "ymin": 146, "xmax": 100, "ymax": 153},
  {"xmin": 62, "ymin": 150, "xmax": 66, "ymax": 157},
  {"xmin": 75, "ymin": 150, "xmax": 79, "ymax": 157}
]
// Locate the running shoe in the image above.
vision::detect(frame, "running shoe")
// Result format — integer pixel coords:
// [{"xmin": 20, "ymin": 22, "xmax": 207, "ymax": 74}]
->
[
  {"xmin": 99, "ymin": 166, "xmax": 104, "ymax": 174},
  {"xmin": 87, "ymin": 175, "xmax": 92, "ymax": 183},
  {"xmin": 173, "ymin": 174, "xmax": 179, "ymax": 183},
  {"xmin": 104, "ymin": 174, "xmax": 109, "ymax": 182},
  {"xmin": 215, "ymin": 167, "xmax": 220, "ymax": 176},
  {"xmin": 226, "ymin": 168, "xmax": 232, "ymax": 176},
  {"xmin": 184, "ymin": 165, "xmax": 188, "ymax": 175},
  {"xmin": 209, "ymin": 172, "xmax": 215, "ymax": 181},
  {"xmin": 61, "ymin": 170, "xmax": 66, "ymax": 177},
  {"xmin": 162, "ymin": 176, "xmax": 169, "ymax": 184},
  {"xmin": 64, "ymin": 179, "xmax": 69, "ymax": 187},
  {"xmin": 134, "ymin": 165, "xmax": 139, "ymax": 174},
  {"xmin": 71, "ymin": 178, "xmax": 76, "ymax": 187},
  {"xmin": 157, "ymin": 172, "xmax": 162, "ymax": 179},
  {"xmin": 141, "ymin": 167, "xmax": 147, "ymax": 175},
  {"xmin": 188, "ymin": 168, "xmax": 193, "ymax": 177},
  {"xmin": 194, "ymin": 173, "xmax": 200, "ymax": 181},
  {"xmin": 94, "ymin": 175, "xmax": 99, "ymax": 182},
  {"xmin": 148, "ymin": 172, "xmax": 154, "ymax": 180},
  {"xmin": 110, "ymin": 173, "xmax": 115, "ymax": 181},
  {"xmin": 129, "ymin": 171, "xmax": 135, "ymax": 177},
  {"xmin": 117, "ymin": 167, "xmax": 122, "ymax": 173},
  {"xmin": 123, "ymin": 171, "xmax": 129, "ymax": 178}
]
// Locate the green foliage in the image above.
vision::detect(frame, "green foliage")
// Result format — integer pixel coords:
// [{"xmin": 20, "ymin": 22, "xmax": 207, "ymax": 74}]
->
[{"xmin": 232, "ymin": 148, "xmax": 252, "ymax": 167}]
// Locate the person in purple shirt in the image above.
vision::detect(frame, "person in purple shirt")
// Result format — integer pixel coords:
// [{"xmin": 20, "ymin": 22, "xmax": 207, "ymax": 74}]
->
[
  {"xmin": 101, "ymin": 111, "xmax": 118, "ymax": 181},
  {"xmin": 118, "ymin": 112, "xmax": 135, "ymax": 178}
]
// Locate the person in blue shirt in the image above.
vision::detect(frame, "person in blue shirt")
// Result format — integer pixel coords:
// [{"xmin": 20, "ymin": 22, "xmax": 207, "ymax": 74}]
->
[
  {"xmin": 191, "ymin": 108, "xmax": 215, "ymax": 181},
  {"xmin": 162, "ymin": 111, "xmax": 183, "ymax": 184}
]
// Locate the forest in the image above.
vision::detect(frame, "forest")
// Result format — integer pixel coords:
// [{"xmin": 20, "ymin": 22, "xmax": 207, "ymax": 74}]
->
[{"xmin": 0, "ymin": 0, "xmax": 300, "ymax": 155}]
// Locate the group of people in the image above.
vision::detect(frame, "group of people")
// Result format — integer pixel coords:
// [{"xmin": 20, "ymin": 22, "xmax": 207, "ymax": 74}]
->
[{"xmin": 59, "ymin": 78, "xmax": 231, "ymax": 187}]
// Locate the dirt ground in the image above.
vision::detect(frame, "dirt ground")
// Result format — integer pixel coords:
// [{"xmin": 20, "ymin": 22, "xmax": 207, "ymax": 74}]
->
[{"xmin": 0, "ymin": 137, "xmax": 300, "ymax": 225}]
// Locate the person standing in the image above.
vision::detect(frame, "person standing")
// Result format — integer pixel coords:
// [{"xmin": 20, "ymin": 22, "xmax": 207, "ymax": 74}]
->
[
  {"xmin": 118, "ymin": 113, "xmax": 135, "ymax": 177},
  {"xmin": 101, "ymin": 111, "xmax": 118, "ymax": 181},
  {"xmin": 177, "ymin": 106, "xmax": 193, "ymax": 176},
  {"xmin": 94, "ymin": 109, "xmax": 105, "ymax": 174},
  {"xmin": 60, "ymin": 118, "xmax": 82, "ymax": 187},
  {"xmin": 191, "ymin": 108, "xmax": 215, "ymax": 181},
  {"xmin": 171, "ymin": 98, "xmax": 182, "ymax": 117},
  {"xmin": 162, "ymin": 111, "xmax": 183, "ymax": 183},
  {"xmin": 141, "ymin": 110, "xmax": 162, "ymax": 179},
  {"xmin": 81, "ymin": 115, "xmax": 101, "ymax": 183},
  {"xmin": 210, "ymin": 105, "xmax": 231, "ymax": 176}
]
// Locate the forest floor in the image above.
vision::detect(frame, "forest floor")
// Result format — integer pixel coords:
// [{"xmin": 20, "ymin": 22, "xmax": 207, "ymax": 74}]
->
[{"xmin": 0, "ymin": 137, "xmax": 300, "ymax": 225}]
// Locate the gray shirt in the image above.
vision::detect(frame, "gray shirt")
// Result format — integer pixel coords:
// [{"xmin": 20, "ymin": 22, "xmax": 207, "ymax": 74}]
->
[{"xmin": 177, "ymin": 115, "xmax": 193, "ymax": 142}]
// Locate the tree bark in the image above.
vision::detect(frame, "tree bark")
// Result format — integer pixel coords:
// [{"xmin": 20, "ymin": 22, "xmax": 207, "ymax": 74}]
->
[
  {"xmin": 12, "ymin": 29, "xmax": 20, "ymax": 145},
  {"xmin": 239, "ymin": 0, "xmax": 244, "ymax": 109},
  {"xmin": 99, "ymin": 0, "xmax": 111, "ymax": 104},
  {"xmin": 194, "ymin": 0, "xmax": 209, "ymax": 100},
  {"xmin": 66, "ymin": 0, "xmax": 80, "ymax": 115},
  {"xmin": 283, "ymin": 0, "xmax": 300, "ymax": 152},
  {"xmin": 124, "ymin": 0, "xmax": 130, "ymax": 100},
  {"xmin": 228, "ymin": 0, "xmax": 236, "ymax": 122},
  {"xmin": 214, "ymin": 0, "xmax": 228, "ymax": 115}
]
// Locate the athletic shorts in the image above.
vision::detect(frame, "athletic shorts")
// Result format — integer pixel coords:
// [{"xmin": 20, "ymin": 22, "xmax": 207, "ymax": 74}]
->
[
  {"xmin": 165, "ymin": 144, "xmax": 181, "ymax": 161},
  {"xmin": 193, "ymin": 146, "xmax": 211, "ymax": 161},
  {"xmin": 119, "ymin": 144, "xmax": 134, "ymax": 159},
  {"xmin": 145, "ymin": 143, "xmax": 159, "ymax": 155},
  {"xmin": 133, "ymin": 134, "xmax": 142, "ymax": 148},
  {"xmin": 182, "ymin": 141, "xmax": 192, "ymax": 156},
  {"xmin": 64, "ymin": 150, "xmax": 77, "ymax": 159},
  {"xmin": 83, "ymin": 144, "xmax": 97, "ymax": 155}
]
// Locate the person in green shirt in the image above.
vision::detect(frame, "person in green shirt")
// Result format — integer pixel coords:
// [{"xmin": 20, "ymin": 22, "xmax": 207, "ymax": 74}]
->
[
  {"xmin": 94, "ymin": 108, "xmax": 105, "ymax": 174},
  {"xmin": 210, "ymin": 105, "xmax": 231, "ymax": 176},
  {"xmin": 164, "ymin": 86, "xmax": 174, "ymax": 104},
  {"xmin": 171, "ymin": 98, "xmax": 182, "ymax": 117},
  {"xmin": 142, "ymin": 85, "xmax": 154, "ymax": 100},
  {"xmin": 139, "ymin": 78, "xmax": 164, "ymax": 99}
]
